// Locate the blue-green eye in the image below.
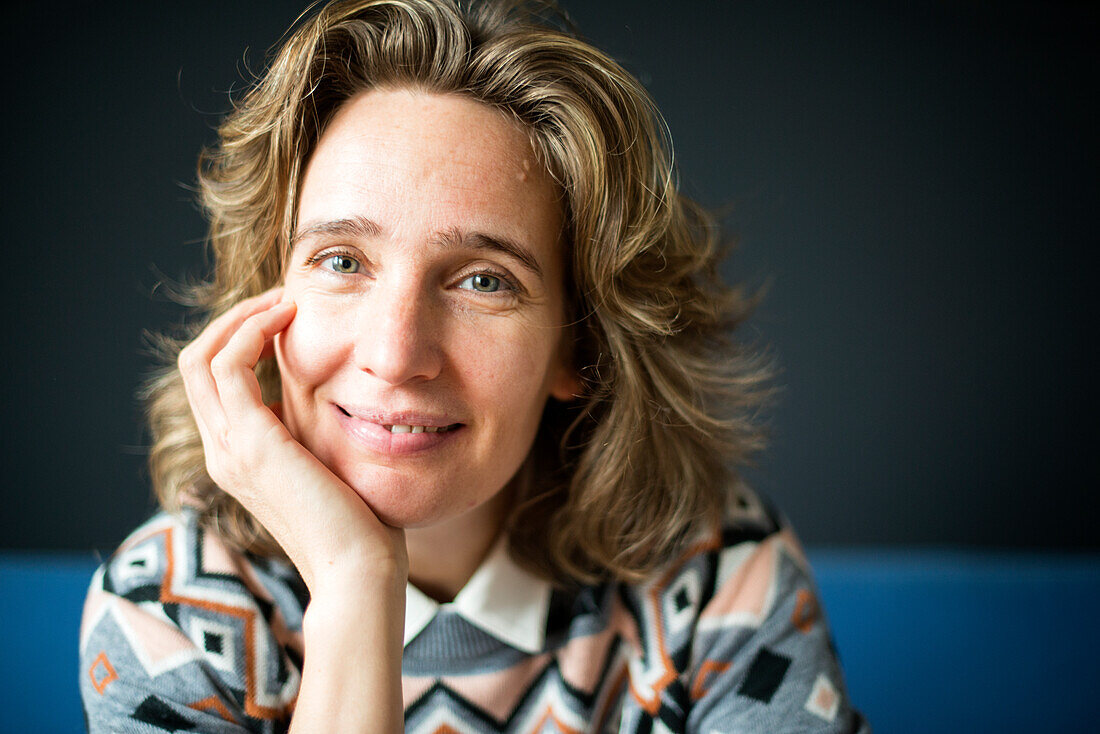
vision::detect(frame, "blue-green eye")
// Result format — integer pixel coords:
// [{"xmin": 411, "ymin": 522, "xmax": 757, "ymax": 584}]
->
[
  {"xmin": 462, "ymin": 273, "xmax": 503, "ymax": 292},
  {"xmin": 324, "ymin": 254, "xmax": 360, "ymax": 274}
]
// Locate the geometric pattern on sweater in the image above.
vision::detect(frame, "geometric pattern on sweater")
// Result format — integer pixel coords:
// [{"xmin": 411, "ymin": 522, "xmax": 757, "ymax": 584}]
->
[
  {"xmin": 81, "ymin": 491, "xmax": 869, "ymax": 733},
  {"xmin": 80, "ymin": 512, "xmax": 305, "ymax": 732}
]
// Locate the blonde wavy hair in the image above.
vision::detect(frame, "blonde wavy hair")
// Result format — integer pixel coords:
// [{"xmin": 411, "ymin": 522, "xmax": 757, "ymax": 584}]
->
[{"xmin": 145, "ymin": 0, "xmax": 774, "ymax": 585}]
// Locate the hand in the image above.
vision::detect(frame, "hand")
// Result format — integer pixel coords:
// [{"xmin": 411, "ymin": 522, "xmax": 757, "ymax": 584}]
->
[
  {"xmin": 178, "ymin": 288, "xmax": 408, "ymax": 597},
  {"xmin": 179, "ymin": 288, "xmax": 407, "ymax": 732}
]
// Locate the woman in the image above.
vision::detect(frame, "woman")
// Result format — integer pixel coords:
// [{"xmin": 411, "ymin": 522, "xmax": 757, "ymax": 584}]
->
[{"xmin": 80, "ymin": 1, "xmax": 867, "ymax": 731}]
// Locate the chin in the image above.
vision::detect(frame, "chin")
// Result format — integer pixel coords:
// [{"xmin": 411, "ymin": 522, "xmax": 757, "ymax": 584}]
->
[{"xmin": 338, "ymin": 465, "xmax": 451, "ymax": 528}]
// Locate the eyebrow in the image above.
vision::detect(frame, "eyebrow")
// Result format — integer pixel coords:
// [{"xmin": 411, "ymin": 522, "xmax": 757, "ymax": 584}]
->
[
  {"xmin": 291, "ymin": 216, "xmax": 544, "ymax": 280},
  {"xmin": 432, "ymin": 226, "xmax": 544, "ymax": 281},
  {"xmin": 290, "ymin": 215, "xmax": 381, "ymax": 249}
]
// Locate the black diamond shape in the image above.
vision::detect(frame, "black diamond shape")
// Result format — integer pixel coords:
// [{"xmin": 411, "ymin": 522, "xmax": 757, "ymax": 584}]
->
[
  {"xmin": 121, "ymin": 584, "xmax": 160, "ymax": 604},
  {"xmin": 203, "ymin": 631, "xmax": 224, "ymax": 655},
  {"xmin": 673, "ymin": 585, "xmax": 691, "ymax": 612},
  {"xmin": 737, "ymin": 647, "xmax": 791, "ymax": 703},
  {"xmin": 132, "ymin": 695, "xmax": 195, "ymax": 731}
]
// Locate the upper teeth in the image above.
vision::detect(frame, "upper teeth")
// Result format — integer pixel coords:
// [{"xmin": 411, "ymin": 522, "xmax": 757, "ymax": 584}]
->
[{"xmin": 387, "ymin": 425, "xmax": 447, "ymax": 433}]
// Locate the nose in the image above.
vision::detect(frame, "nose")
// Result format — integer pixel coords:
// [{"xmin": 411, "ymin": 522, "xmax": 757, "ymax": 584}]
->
[{"xmin": 353, "ymin": 277, "xmax": 443, "ymax": 385}]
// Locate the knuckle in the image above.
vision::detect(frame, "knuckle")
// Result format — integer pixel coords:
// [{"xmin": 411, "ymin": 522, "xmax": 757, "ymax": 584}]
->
[
  {"xmin": 203, "ymin": 454, "xmax": 224, "ymax": 483},
  {"xmin": 204, "ymin": 433, "xmax": 237, "ymax": 484},
  {"xmin": 259, "ymin": 420, "xmax": 292, "ymax": 450},
  {"xmin": 237, "ymin": 319, "xmax": 261, "ymax": 342},
  {"xmin": 209, "ymin": 353, "xmax": 235, "ymax": 380},
  {"xmin": 177, "ymin": 346, "xmax": 195, "ymax": 372},
  {"xmin": 215, "ymin": 425, "xmax": 234, "ymax": 454},
  {"xmin": 203, "ymin": 424, "xmax": 266, "ymax": 489}
]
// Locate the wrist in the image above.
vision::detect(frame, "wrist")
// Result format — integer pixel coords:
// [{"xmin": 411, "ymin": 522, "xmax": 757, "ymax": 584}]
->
[
  {"xmin": 303, "ymin": 562, "xmax": 407, "ymax": 634},
  {"xmin": 296, "ymin": 526, "xmax": 409, "ymax": 598},
  {"xmin": 293, "ymin": 568, "xmax": 406, "ymax": 734}
]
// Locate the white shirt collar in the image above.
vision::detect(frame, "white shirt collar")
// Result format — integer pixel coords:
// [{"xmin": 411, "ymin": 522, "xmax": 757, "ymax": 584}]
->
[{"xmin": 403, "ymin": 537, "xmax": 552, "ymax": 654}]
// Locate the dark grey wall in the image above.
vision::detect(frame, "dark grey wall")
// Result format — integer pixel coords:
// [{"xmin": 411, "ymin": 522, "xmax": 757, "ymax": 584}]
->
[{"xmin": 2, "ymin": 1, "xmax": 1095, "ymax": 553}]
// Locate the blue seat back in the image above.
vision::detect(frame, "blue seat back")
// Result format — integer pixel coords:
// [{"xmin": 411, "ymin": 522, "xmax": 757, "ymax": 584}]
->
[{"xmin": 2, "ymin": 550, "xmax": 1098, "ymax": 733}]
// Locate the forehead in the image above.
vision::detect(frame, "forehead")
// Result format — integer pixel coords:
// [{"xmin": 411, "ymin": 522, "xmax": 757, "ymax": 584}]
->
[{"xmin": 296, "ymin": 88, "xmax": 560, "ymax": 237}]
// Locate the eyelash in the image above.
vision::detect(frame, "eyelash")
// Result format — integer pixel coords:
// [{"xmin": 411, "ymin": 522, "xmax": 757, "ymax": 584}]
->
[
  {"xmin": 304, "ymin": 248, "xmax": 361, "ymax": 271},
  {"xmin": 459, "ymin": 267, "xmax": 517, "ymax": 294},
  {"xmin": 303, "ymin": 248, "xmax": 521, "ymax": 295}
]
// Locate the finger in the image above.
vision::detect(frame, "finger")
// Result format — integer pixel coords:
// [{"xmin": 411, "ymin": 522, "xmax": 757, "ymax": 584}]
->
[
  {"xmin": 179, "ymin": 338, "xmax": 229, "ymax": 445},
  {"xmin": 189, "ymin": 288, "xmax": 286, "ymax": 365},
  {"xmin": 211, "ymin": 301, "xmax": 297, "ymax": 425},
  {"xmin": 180, "ymin": 289, "xmax": 285, "ymax": 444}
]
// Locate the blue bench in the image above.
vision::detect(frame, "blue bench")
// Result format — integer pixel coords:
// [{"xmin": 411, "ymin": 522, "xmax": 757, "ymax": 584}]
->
[{"xmin": 2, "ymin": 550, "xmax": 1097, "ymax": 733}]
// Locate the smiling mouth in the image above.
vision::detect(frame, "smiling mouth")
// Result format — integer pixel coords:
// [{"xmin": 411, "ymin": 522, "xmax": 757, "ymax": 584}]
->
[{"xmin": 336, "ymin": 406, "xmax": 462, "ymax": 433}]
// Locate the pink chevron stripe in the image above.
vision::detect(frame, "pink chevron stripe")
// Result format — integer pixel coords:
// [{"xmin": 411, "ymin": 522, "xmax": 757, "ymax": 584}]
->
[
  {"xmin": 556, "ymin": 624, "xmax": 618, "ymax": 694},
  {"xmin": 440, "ymin": 653, "xmax": 552, "ymax": 722},
  {"xmin": 698, "ymin": 535, "xmax": 779, "ymax": 623},
  {"xmin": 115, "ymin": 596, "xmax": 196, "ymax": 665},
  {"xmin": 402, "ymin": 675, "xmax": 436, "ymax": 709}
]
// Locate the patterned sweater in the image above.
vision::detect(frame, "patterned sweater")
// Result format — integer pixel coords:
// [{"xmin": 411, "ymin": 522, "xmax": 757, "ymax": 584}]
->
[{"xmin": 80, "ymin": 493, "xmax": 868, "ymax": 733}]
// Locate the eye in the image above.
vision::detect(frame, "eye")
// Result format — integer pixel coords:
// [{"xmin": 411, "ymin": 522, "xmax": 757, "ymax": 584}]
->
[
  {"xmin": 323, "ymin": 254, "xmax": 361, "ymax": 274},
  {"xmin": 460, "ymin": 273, "xmax": 504, "ymax": 293}
]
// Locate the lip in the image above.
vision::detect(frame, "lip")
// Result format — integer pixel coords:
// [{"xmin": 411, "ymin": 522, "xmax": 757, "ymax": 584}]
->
[{"xmin": 333, "ymin": 403, "xmax": 464, "ymax": 455}]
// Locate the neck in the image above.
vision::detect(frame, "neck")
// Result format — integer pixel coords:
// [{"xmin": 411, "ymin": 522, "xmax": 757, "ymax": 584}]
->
[{"xmin": 405, "ymin": 482, "xmax": 515, "ymax": 603}]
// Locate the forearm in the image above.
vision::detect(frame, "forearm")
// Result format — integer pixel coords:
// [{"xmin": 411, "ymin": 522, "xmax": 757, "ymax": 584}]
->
[
  {"xmin": 290, "ymin": 569, "xmax": 407, "ymax": 733},
  {"xmin": 177, "ymin": 290, "xmax": 412, "ymax": 731}
]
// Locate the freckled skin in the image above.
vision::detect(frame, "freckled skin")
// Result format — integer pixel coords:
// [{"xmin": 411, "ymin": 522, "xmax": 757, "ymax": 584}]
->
[{"xmin": 275, "ymin": 89, "xmax": 579, "ymax": 542}]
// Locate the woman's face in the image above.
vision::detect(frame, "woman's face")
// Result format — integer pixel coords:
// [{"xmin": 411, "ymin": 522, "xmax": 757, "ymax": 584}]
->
[{"xmin": 275, "ymin": 88, "xmax": 576, "ymax": 531}]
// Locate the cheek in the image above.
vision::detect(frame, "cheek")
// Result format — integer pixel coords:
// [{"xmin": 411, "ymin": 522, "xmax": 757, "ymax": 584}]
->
[
  {"xmin": 276, "ymin": 296, "xmax": 351, "ymax": 391},
  {"xmin": 462, "ymin": 325, "xmax": 561, "ymax": 414}
]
